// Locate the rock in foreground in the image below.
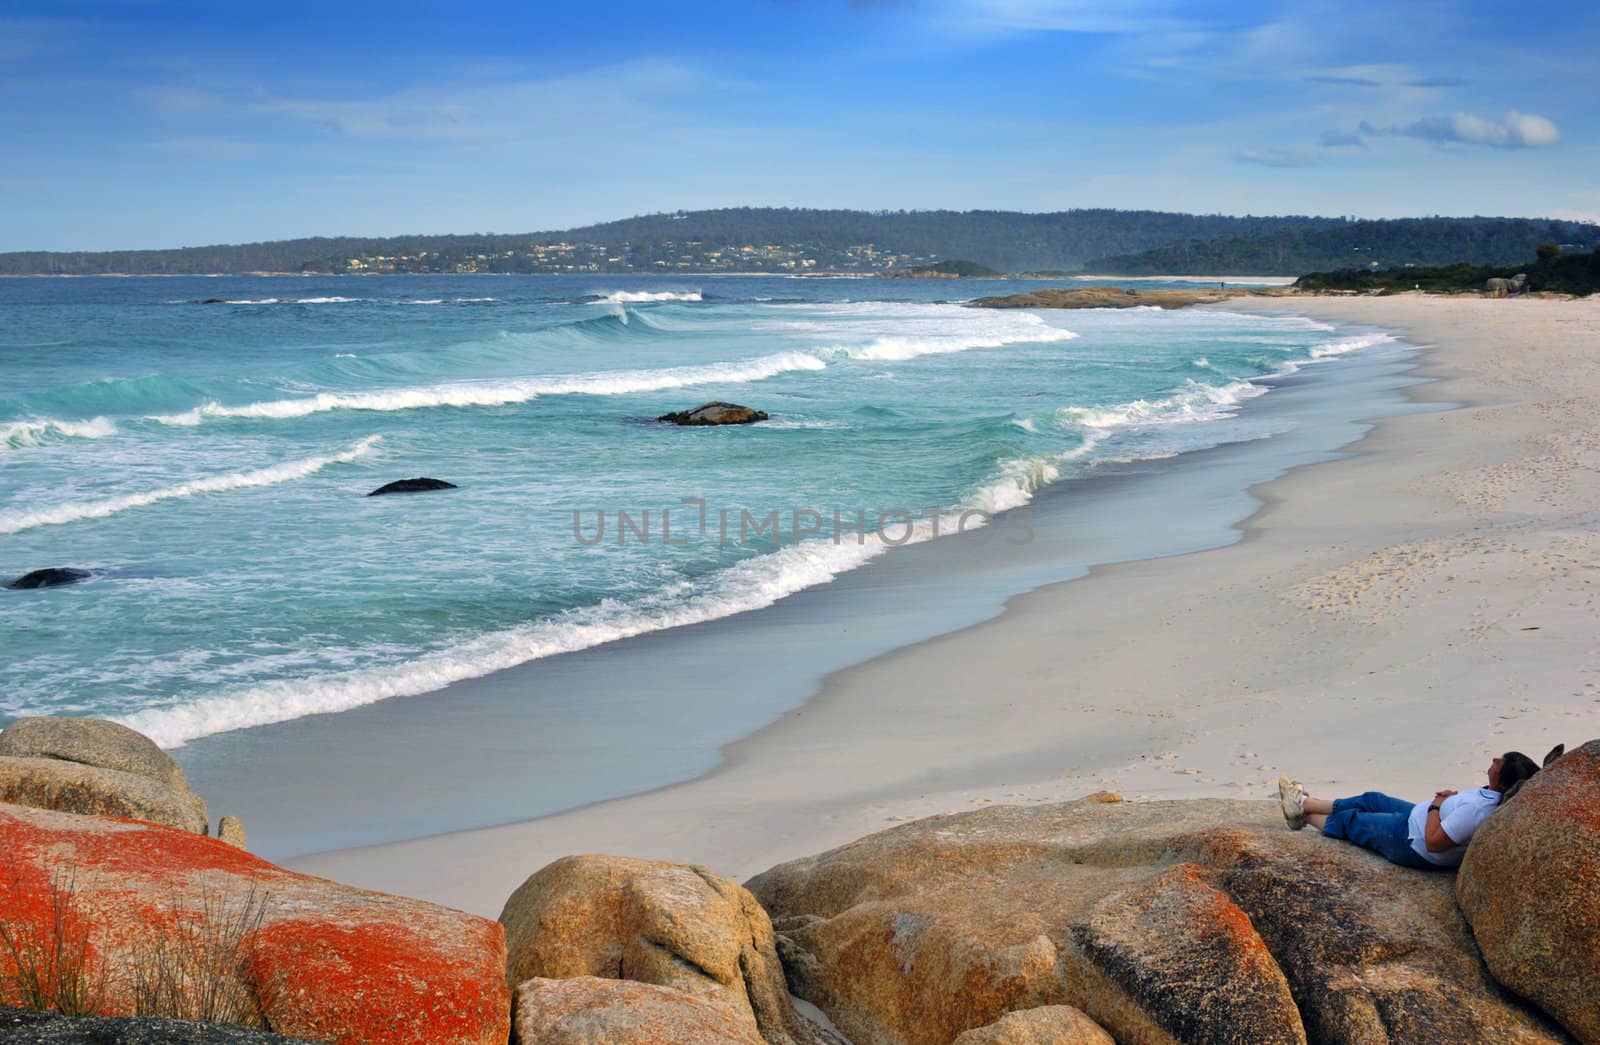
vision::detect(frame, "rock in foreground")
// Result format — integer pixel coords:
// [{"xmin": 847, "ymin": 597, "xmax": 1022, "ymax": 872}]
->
[
  {"xmin": 7, "ymin": 568, "xmax": 92, "ymax": 589},
  {"xmin": 0, "ymin": 803, "xmax": 509, "ymax": 1045},
  {"xmin": 748, "ymin": 795, "xmax": 1565, "ymax": 1045},
  {"xmin": 0, "ymin": 717, "xmax": 207, "ymax": 834},
  {"xmin": 656, "ymin": 402, "xmax": 769, "ymax": 426},
  {"xmin": 1459, "ymin": 739, "xmax": 1600, "ymax": 1043},
  {"xmin": 0, "ymin": 716, "xmax": 189, "ymax": 792},
  {"xmin": 515, "ymin": 977, "xmax": 766, "ymax": 1044},
  {"xmin": 367, "ymin": 477, "xmax": 458, "ymax": 496},
  {"xmin": 0, "ymin": 1007, "xmax": 319, "ymax": 1043},
  {"xmin": 499, "ymin": 854, "xmax": 822, "ymax": 1044},
  {"xmin": 951, "ymin": 1005, "xmax": 1114, "ymax": 1045}
]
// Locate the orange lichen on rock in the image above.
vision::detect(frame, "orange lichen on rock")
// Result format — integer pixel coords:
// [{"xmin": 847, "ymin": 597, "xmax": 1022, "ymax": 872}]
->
[{"xmin": 0, "ymin": 802, "xmax": 509, "ymax": 1045}]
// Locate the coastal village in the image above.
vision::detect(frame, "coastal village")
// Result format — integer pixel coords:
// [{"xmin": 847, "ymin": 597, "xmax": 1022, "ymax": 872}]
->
[{"xmin": 339, "ymin": 240, "xmax": 938, "ymax": 275}]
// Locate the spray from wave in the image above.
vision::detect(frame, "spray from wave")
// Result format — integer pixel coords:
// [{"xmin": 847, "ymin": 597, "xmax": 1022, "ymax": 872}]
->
[
  {"xmin": 2, "ymin": 417, "xmax": 118, "ymax": 451},
  {"xmin": 0, "ymin": 436, "xmax": 381, "ymax": 535}
]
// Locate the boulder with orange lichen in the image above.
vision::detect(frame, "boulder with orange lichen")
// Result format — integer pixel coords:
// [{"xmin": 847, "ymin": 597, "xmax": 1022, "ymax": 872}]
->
[
  {"xmin": 1459, "ymin": 740, "xmax": 1600, "ymax": 1044},
  {"xmin": 0, "ymin": 802, "xmax": 509, "ymax": 1045},
  {"xmin": 499, "ymin": 854, "xmax": 823, "ymax": 1045},
  {"xmin": 514, "ymin": 976, "xmax": 767, "ymax": 1044},
  {"xmin": 748, "ymin": 795, "xmax": 1568, "ymax": 1045}
]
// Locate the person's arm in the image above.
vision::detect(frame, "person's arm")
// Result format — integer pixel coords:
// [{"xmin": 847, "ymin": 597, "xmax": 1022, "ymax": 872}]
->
[{"xmin": 1424, "ymin": 789, "xmax": 1460, "ymax": 853}]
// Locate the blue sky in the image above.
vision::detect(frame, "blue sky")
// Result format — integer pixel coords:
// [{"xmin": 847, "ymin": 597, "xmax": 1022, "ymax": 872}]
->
[{"xmin": 3, "ymin": 0, "xmax": 1596, "ymax": 250}]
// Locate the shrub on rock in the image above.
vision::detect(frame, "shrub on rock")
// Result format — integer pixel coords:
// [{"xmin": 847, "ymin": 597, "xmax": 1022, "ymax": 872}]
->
[{"xmin": 1459, "ymin": 739, "xmax": 1600, "ymax": 1044}]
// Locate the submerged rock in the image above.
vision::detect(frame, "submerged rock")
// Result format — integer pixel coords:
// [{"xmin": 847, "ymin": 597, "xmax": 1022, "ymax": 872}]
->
[
  {"xmin": 7, "ymin": 567, "xmax": 92, "ymax": 589},
  {"xmin": 748, "ymin": 795, "xmax": 1565, "ymax": 1045},
  {"xmin": 1459, "ymin": 739, "xmax": 1600, "ymax": 1043},
  {"xmin": 515, "ymin": 977, "xmax": 767, "ymax": 1045},
  {"xmin": 367, "ymin": 476, "xmax": 458, "ymax": 496},
  {"xmin": 499, "ymin": 854, "xmax": 823, "ymax": 1045},
  {"xmin": 656, "ymin": 402, "xmax": 769, "ymax": 426},
  {"xmin": 0, "ymin": 802, "xmax": 510, "ymax": 1045}
]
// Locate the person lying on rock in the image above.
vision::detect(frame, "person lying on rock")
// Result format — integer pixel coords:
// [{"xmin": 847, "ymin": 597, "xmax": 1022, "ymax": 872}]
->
[{"xmin": 1276, "ymin": 752, "xmax": 1539, "ymax": 869}]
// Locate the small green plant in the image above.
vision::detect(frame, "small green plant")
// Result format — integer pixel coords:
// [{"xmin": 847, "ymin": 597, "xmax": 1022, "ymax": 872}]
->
[
  {"xmin": 0, "ymin": 865, "xmax": 106, "ymax": 1016},
  {"xmin": 129, "ymin": 883, "xmax": 271, "ymax": 1027}
]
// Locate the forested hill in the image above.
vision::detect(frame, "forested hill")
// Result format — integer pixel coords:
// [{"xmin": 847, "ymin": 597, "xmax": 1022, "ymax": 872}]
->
[
  {"xmin": 1083, "ymin": 218, "xmax": 1599, "ymax": 276},
  {"xmin": 2, "ymin": 209, "xmax": 1591, "ymax": 277},
  {"xmin": 1, "ymin": 208, "xmax": 1338, "ymax": 276}
]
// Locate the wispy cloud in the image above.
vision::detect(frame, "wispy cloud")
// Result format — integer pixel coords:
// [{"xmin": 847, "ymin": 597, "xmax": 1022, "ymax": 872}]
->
[
  {"xmin": 1234, "ymin": 147, "xmax": 1322, "ymax": 169},
  {"xmin": 1319, "ymin": 129, "xmax": 1366, "ymax": 148},
  {"xmin": 1408, "ymin": 76, "xmax": 1469, "ymax": 88},
  {"xmin": 1304, "ymin": 75, "xmax": 1381, "ymax": 87},
  {"xmin": 1361, "ymin": 110, "xmax": 1561, "ymax": 149}
]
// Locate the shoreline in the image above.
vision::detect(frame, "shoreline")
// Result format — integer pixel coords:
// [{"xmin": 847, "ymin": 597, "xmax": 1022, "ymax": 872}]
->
[
  {"xmin": 283, "ymin": 294, "xmax": 1600, "ymax": 916},
  {"xmin": 179, "ymin": 307, "xmax": 1416, "ymax": 863}
]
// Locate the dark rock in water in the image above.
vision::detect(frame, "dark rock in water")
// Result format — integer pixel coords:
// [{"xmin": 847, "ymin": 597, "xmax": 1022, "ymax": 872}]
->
[
  {"xmin": 0, "ymin": 1006, "xmax": 320, "ymax": 1042},
  {"xmin": 657, "ymin": 402, "xmax": 769, "ymax": 426},
  {"xmin": 367, "ymin": 477, "xmax": 458, "ymax": 496},
  {"xmin": 201, "ymin": 297, "xmax": 235, "ymax": 304},
  {"xmin": 8, "ymin": 567, "xmax": 91, "ymax": 589}
]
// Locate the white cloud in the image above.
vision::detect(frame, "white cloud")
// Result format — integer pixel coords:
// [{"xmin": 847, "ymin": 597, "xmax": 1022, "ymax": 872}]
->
[{"xmin": 1363, "ymin": 110, "xmax": 1561, "ymax": 149}]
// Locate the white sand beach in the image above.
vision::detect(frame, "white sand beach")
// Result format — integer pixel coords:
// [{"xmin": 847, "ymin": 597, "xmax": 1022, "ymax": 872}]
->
[{"xmin": 292, "ymin": 294, "xmax": 1600, "ymax": 918}]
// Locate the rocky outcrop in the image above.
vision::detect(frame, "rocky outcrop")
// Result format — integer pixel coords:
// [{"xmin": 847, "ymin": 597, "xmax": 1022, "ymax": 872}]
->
[
  {"xmin": 7, "ymin": 567, "xmax": 91, "ymax": 589},
  {"xmin": 218, "ymin": 814, "xmax": 248, "ymax": 849},
  {"xmin": 0, "ymin": 717, "xmax": 206, "ymax": 834},
  {"xmin": 499, "ymin": 854, "xmax": 821, "ymax": 1045},
  {"xmin": 656, "ymin": 402, "xmax": 769, "ymax": 426},
  {"xmin": 0, "ymin": 717, "xmax": 189, "ymax": 792},
  {"xmin": 514, "ymin": 977, "xmax": 766, "ymax": 1044},
  {"xmin": 1459, "ymin": 740, "xmax": 1600, "ymax": 1043},
  {"xmin": 968, "ymin": 287, "xmax": 1255, "ymax": 310},
  {"xmin": 0, "ymin": 1007, "xmax": 319, "ymax": 1043},
  {"xmin": 951, "ymin": 1005, "xmax": 1114, "ymax": 1045},
  {"xmin": 0, "ymin": 757, "xmax": 208, "ymax": 835},
  {"xmin": 0, "ymin": 802, "xmax": 510, "ymax": 1045},
  {"xmin": 367, "ymin": 477, "xmax": 458, "ymax": 496},
  {"xmin": 748, "ymin": 795, "xmax": 1566, "ymax": 1045}
]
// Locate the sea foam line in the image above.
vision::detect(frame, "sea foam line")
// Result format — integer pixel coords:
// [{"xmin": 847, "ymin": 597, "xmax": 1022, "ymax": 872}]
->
[
  {"xmin": 145, "ymin": 353, "xmax": 827, "ymax": 425},
  {"xmin": 827, "ymin": 323, "xmax": 1078, "ymax": 361},
  {"xmin": 1, "ymin": 416, "xmax": 118, "ymax": 452},
  {"xmin": 0, "ymin": 436, "xmax": 381, "ymax": 536}
]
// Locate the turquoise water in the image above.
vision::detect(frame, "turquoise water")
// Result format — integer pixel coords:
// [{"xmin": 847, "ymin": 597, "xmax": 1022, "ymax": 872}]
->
[{"xmin": 0, "ymin": 275, "xmax": 1387, "ymax": 748}]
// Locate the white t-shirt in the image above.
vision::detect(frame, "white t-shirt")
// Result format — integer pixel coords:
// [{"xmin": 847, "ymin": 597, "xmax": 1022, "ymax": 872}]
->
[{"xmin": 1408, "ymin": 787, "xmax": 1501, "ymax": 866}]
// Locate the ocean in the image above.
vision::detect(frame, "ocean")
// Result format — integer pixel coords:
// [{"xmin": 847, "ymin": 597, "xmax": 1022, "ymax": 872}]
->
[{"xmin": 0, "ymin": 274, "xmax": 1405, "ymax": 850}]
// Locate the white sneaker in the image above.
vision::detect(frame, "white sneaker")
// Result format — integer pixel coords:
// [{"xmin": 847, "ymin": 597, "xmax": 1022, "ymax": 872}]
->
[{"xmin": 1278, "ymin": 775, "xmax": 1307, "ymax": 830}]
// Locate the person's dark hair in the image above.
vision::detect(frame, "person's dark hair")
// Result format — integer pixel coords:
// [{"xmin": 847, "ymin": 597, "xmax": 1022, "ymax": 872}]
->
[{"xmin": 1496, "ymin": 751, "xmax": 1539, "ymax": 798}]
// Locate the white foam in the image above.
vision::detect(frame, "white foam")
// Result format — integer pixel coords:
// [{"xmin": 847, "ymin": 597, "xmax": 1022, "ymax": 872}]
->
[
  {"xmin": 830, "ymin": 324, "xmax": 1078, "ymax": 361},
  {"xmin": 600, "ymin": 290, "xmax": 702, "ymax": 303},
  {"xmin": 0, "ymin": 436, "xmax": 381, "ymax": 536},
  {"xmin": 146, "ymin": 353, "xmax": 828, "ymax": 425},
  {"xmin": 1, "ymin": 416, "xmax": 118, "ymax": 451}
]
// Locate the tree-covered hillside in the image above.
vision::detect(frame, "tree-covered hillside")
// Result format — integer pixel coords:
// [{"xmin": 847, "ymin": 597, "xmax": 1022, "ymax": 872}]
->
[
  {"xmin": 0, "ymin": 208, "xmax": 1339, "ymax": 276},
  {"xmin": 3, "ymin": 210, "xmax": 1591, "ymax": 277},
  {"xmin": 1295, "ymin": 246, "xmax": 1600, "ymax": 296},
  {"xmin": 1083, "ymin": 218, "xmax": 1598, "ymax": 276}
]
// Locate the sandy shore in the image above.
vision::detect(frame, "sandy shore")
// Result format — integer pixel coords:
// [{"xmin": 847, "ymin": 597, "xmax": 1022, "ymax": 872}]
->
[{"xmin": 291, "ymin": 294, "xmax": 1600, "ymax": 917}]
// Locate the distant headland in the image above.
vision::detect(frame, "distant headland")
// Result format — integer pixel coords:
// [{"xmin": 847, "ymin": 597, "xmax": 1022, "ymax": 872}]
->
[{"xmin": 3, "ymin": 207, "xmax": 1593, "ymax": 279}]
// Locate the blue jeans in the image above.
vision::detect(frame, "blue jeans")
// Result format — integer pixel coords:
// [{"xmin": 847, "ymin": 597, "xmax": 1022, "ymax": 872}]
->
[{"xmin": 1321, "ymin": 791, "xmax": 1435, "ymax": 870}]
